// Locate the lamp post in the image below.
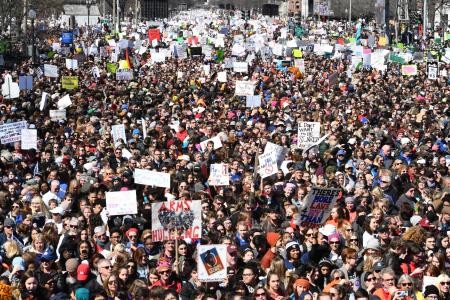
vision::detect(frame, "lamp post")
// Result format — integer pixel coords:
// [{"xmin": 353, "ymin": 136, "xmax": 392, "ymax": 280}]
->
[
  {"xmin": 86, "ymin": 0, "xmax": 92, "ymax": 27},
  {"xmin": 28, "ymin": 9, "xmax": 36, "ymax": 64}
]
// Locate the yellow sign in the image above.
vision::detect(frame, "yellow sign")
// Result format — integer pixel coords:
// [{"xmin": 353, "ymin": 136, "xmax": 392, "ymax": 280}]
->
[
  {"xmin": 378, "ymin": 36, "xmax": 387, "ymax": 47},
  {"xmin": 61, "ymin": 76, "xmax": 79, "ymax": 90},
  {"xmin": 293, "ymin": 49, "xmax": 303, "ymax": 58}
]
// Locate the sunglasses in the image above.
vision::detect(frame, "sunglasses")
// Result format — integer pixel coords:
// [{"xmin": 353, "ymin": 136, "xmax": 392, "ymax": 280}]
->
[
  {"xmin": 366, "ymin": 277, "xmax": 375, "ymax": 281},
  {"xmin": 330, "ymin": 241, "xmax": 340, "ymax": 244},
  {"xmin": 256, "ymin": 292, "xmax": 266, "ymax": 296},
  {"xmin": 159, "ymin": 270, "xmax": 170, "ymax": 275},
  {"xmin": 402, "ymin": 282, "xmax": 412, "ymax": 287},
  {"xmin": 350, "ymin": 239, "xmax": 358, "ymax": 242},
  {"xmin": 441, "ymin": 282, "xmax": 450, "ymax": 286},
  {"xmin": 334, "ymin": 276, "xmax": 342, "ymax": 280}
]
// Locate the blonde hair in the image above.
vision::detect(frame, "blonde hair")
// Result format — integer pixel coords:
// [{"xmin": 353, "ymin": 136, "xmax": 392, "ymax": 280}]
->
[{"xmin": 4, "ymin": 240, "xmax": 22, "ymax": 258}]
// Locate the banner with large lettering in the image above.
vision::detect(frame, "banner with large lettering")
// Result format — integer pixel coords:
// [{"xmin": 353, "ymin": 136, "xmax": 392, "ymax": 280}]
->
[
  {"xmin": 151, "ymin": 200, "xmax": 202, "ymax": 242},
  {"xmin": 299, "ymin": 187, "xmax": 340, "ymax": 227}
]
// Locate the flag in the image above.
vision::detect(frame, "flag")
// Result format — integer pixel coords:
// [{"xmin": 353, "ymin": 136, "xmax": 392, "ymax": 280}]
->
[
  {"xmin": 106, "ymin": 63, "xmax": 118, "ymax": 74},
  {"xmin": 215, "ymin": 49, "xmax": 224, "ymax": 62},
  {"xmin": 125, "ymin": 48, "xmax": 132, "ymax": 69}
]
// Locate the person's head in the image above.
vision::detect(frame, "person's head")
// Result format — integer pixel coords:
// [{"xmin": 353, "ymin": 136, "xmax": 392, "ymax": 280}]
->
[
  {"xmin": 437, "ymin": 274, "xmax": 450, "ymax": 294},
  {"xmin": 103, "ymin": 273, "xmax": 118, "ymax": 297},
  {"xmin": 118, "ymin": 267, "xmax": 129, "ymax": 283},
  {"xmin": 21, "ymin": 271, "xmax": 39, "ymax": 293},
  {"xmin": 330, "ymin": 269, "xmax": 345, "ymax": 282},
  {"xmin": 294, "ymin": 278, "xmax": 311, "ymax": 294},
  {"xmin": 148, "ymin": 268, "xmax": 159, "ymax": 285},
  {"xmin": 354, "ymin": 289, "xmax": 369, "ymax": 300},
  {"xmin": 380, "ymin": 267, "xmax": 396, "ymax": 289},
  {"xmin": 266, "ymin": 271, "xmax": 280, "ymax": 291},
  {"xmin": 162, "ymin": 289, "xmax": 178, "ymax": 300},
  {"xmin": 157, "ymin": 260, "xmax": 173, "ymax": 282},
  {"xmin": 397, "ymin": 274, "xmax": 415, "ymax": 292},
  {"xmin": 424, "ymin": 285, "xmax": 441, "ymax": 300},
  {"xmin": 252, "ymin": 287, "xmax": 268, "ymax": 300},
  {"xmin": 97, "ymin": 258, "xmax": 112, "ymax": 278},
  {"xmin": 242, "ymin": 266, "xmax": 256, "ymax": 285}
]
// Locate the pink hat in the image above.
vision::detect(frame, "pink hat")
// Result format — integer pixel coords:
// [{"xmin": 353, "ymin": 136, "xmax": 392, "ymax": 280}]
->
[
  {"xmin": 157, "ymin": 260, "xmax": 171, "ymax": 271},
  {"xmin": 328, "ymin": 233, "xmax": 341, "ymax": 243}
]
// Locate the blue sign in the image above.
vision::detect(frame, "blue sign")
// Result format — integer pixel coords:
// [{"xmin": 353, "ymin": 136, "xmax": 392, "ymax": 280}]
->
[{"xmin": 61, "ymin": 32, "xmax": 74, "ymax": 45}]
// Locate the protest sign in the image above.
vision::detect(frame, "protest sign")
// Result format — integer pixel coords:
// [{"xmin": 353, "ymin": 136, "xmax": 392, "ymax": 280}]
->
[
  {"xmin": 106, "ymin": 190, "xmax": 138, "ymax": 216},
  {"xmin": 200, "ymin": 136, "xmax": 223, "ymax": 151},
  {"xmin": 235, "ymin": 81, "xmax": 255, "ymax": 96},
  {"xmin": 151, "ymin": 199, "xmax": 202, "ymax": 242},
  {"xmin": 111, "ymin": 124, "xmax": 126, "ymax": 145},
  {"xmin": 106, "ymin": 63, "xmax": 118, "ymax": 74},
  {"xmin": 65, "ymin": 58, "xmax": 78, "ymax": 70},
  {"xmin": 49, "ymin": 110, "xmax": 66, "ymax": 121},
  {"xmin": 217, "ymin": 71, "xmax": 227, "ymax": 83},
  {"xmin": 21, "ymin": 129, "xmax": 37, "ymax": 150},
  {"xmin": 264, "ymin": 142, "xmax": 289, "ymax": 167},
  {"xmin": 44, "ymin": 64, "xmax": 59, "ymax": 78},
  {"xmin": 299, "ymin": 187, "xmax": 340, "ymax": 227},
  {"xmin": 233, "ymin": 61, "xmax": 248, "ymax": 73},
  {"xmin": 428, "ymin": 63, "xmax": 438, "ymax": 80},
  {"xmin": 208, "ymin": 164, "xmax": 229, "ymax": 186},
  {"xmin": 295, "ymin": 59, "xmax": 305, "ymax": 73},
  {"xmin": 297, "ymin": 122, "xmax": 321, "ymax": 150},
  {"xmin": 0, "ymin": 121, "xmax": 27, "ymax": 144},
  {"xmin": 134, "ymin": 169, "xmax": 171, "ymax": 188},
  {"xmin": 2, "ymin": 74, "xmax": 19, "ymax": 99},
  {"xmin": 19, "ymin": 75, "xmax": 33, "ymax": 91},
  {"xmin": 61, "ymin": 76, "xmax": 79, "ymax": 90},
  {"xmin": 116, "ymin": 70, "xmax": 133, "ymax": 81},
  {"xmin": 148, "ymin": 28, "xmax": 161, "ymax": 41},
  {"xmin": 61, "ymin": 31, "xmax": 74, "ymax": 44},
  {"xmin": 40, "ymin": 92, "xmax": 48, "ymax": 111},
  {"xmin": 57, "ymin": 95, "xmax": 72, "ymax": 109},
  {"xmin": 401, "ymin": 65, "xmax": 418, "ymax": 76},
  {"xmin": 258, "ymin": 151, "xmax": 278, "ymax": 178},
  {"xmin": 198, "ymin": 245, "xmax": 227, "ymax": 282},
  {"xmin": 246, "ymin": 95, "xmax": 261, "ymax": 108}
]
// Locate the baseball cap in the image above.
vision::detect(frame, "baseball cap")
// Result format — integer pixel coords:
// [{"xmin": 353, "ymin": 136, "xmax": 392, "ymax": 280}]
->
[{"xmin": 77, "ymin": 262, "xmax": 90, "ymax": 281}]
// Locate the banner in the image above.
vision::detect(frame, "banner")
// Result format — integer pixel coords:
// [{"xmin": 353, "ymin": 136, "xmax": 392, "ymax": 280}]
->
[
  {"xmin": 200, "ymin": 136, "xmax": 223, "ymax": 151},
  {"xmin": 299, "ymin": 187, "xmax": 340, "ymax": 227},
  {"xmin": 297, "ymin": 122, "xmax": 321, "ymax": 150},
  {"xmin": 49, "ymin": 110, "xmax": 66, "ymax": 121},
  {"xmin": 258, "ymin": 151, "xmax": 278, "ymax": 178},
  {"xmin": 106, "ymin": 190, "xmax": 138, "ymax": 216},
  {"xmin": 401, "ymin": 64, "xmax": 418, "ymax": 76},
  {"xmin": 235, "ymin": 81, "xmax": 255, "ymax": 96},
  {"xmin": 111, "ymin": 124, "xmax": 126, "ymax": 145},
  {"xmin": 134, "ymin": 169, "xmax": 171, "ymax": 188},
  {"xmin": 198, "ymin": 244, "xmax": 227, "ymax": 282},
  {"xmin": 151, "ymin": 199, "xmax": 202, "ymax": 242},
  {"xmin": 208, "ymin": 164, "xmax": 229, "ymax": 186},
  {"xmin": 44, "ymin": 64, "xmax": 59, "ymax": 78},
  {"xmin": 61, "ymin": 76, "xmax": 79, "ymax": 90},
  {"xmin": 21, "ymin": 129, "xmax": 37, "ymax": 150},
  {"xmin": 233, "ymin": 61, "xmax": 248, "ymax": 73},
  {"xmin": 264, "ymin": 142, "xmax": 289, "ymax": 167},
  {"xmin": 0, "ymin": 121, "xmax": 27, "ymax": 144}
]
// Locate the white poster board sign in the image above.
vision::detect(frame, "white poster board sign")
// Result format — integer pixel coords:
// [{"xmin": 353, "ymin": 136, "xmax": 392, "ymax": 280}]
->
[
  {"xmin": 258, "ymin": 151, "xmax": 278, "ymax": 178},
  {"xmin": 0, "ymin": 121, "xmax": 27, "ymax": 144},
  {"xmin": 134, "ymin": 169, "xmax": 171, "ymax": 188},
  {"xmin": 21, "ymin": 129, "xmax": 37, "ymax": 150},
  {"xmin": 49, "ymin": 110, "xmax": 67, "ymax": 121},
  {"xmin": 233, "ymin": 61, "xmax": 248, "ymax": 73},
  {"xmin": 246, "ymin": 95, "xmax": 261, "ymax": 108},
  {"xmin": 297, "ymin": 122, "xmax": 321, "ymax": 150},
  {"xmin": 44, "ymin": 64, "xmax": 59, "ymax": 78},
  {"xmin": 300, "ymin": 187, "xmax": 340, "ymax": 227},
  {"xmin": 264, "ymin": 142, "xmax": 289, "ymax": 166},
  {"xmin": 200, "ymin": 136, "xmax": 223, "ymax": 151},
  {"xmin": 111, "ymin": 124, "xmax": 126, "ymax": 144},
  {"xmin": 217, "ymin": 71, "xmax": 227, "ymax": 83},
  {"xmin": 235, "ymin": 81, "xmax": 255, "ymax": 96},
  {"xmin": 57, "ymin": 94, "xmax": 72, "ymax": 109},
  {"xmin": 208, "ymin": 164, "xmax": 229, "ymax": 186},
  {"xmin": 106, "ymin": 190, "xmax": 138, "ymax": 216},
  {"xmin": 198, "ymin": 244, "xmax": 227, "ymax": 282}
]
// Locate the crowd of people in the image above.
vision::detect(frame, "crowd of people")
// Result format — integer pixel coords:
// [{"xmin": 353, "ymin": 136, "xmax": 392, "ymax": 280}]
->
[{"xmin": 0, "ymin": 6, "xmax": 449, "ymax": 300}]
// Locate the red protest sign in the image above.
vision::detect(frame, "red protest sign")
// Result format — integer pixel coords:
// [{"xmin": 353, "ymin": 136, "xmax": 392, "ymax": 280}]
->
[{"xmin": 148, "ymin": 29, "xmax": 161, "ymax": 41}]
